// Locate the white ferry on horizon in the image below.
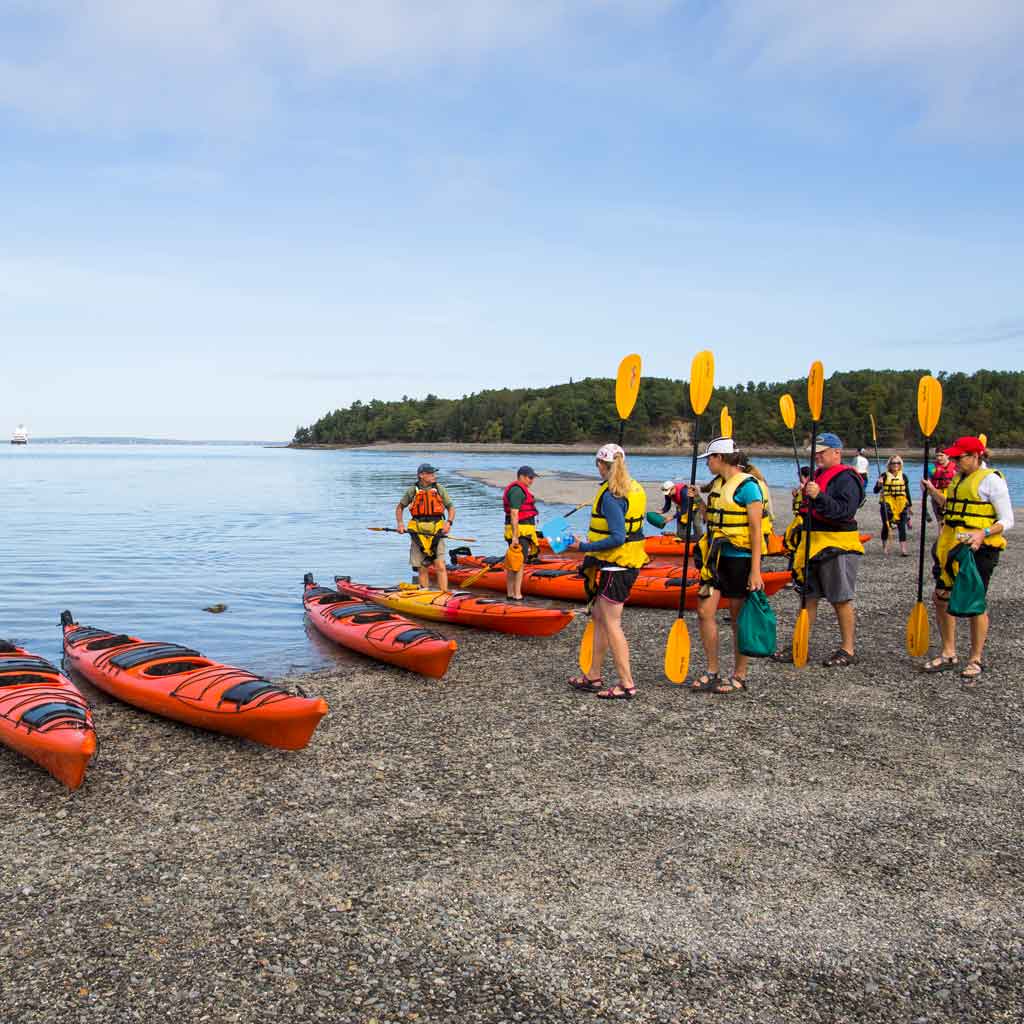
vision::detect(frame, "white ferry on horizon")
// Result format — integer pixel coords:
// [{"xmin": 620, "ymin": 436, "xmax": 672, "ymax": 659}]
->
[{"xmin": 11, "ymin": 425, "xmax": 28, "ymax": 445}]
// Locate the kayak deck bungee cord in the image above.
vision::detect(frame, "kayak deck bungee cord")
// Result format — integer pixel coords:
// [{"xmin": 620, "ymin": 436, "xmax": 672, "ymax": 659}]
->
[
  {"xmin": 0, "ymin": 640, "xmax": 96, "ymax": 789},
  {"xmin": 303, "ymin": 574, "xmax": 457, "ymax": 678},
  {"xmin": 61, "ymin": 612, "xmax": 327, "ymax": 750},
  {"xmin": 334, "ymin": 577, "xmax": 575, "ymax": 636}
]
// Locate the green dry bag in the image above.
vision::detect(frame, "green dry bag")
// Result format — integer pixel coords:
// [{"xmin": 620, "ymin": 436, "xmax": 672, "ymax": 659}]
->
[
  {"xmin": 948, "ymin": 546, "xmax": 986, "ymax": 618},
  {"xmin": 737, "ymin": 589, "xmax": 777, "ymax": 657}
]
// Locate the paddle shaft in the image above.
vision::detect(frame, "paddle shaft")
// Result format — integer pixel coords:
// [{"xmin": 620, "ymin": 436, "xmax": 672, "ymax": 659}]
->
[
  {"xmin": 788, "ymin": 429, "xmax": 802, "ymax": 479},
  {"xmin": 370, "ymin": 526, "xmax": 478, "ymax": 542},
  {"xmin": 799, "ymin": 425, "xmax": 819, "ymax": 610},
  {"xmin": 916, "ymin": 436, "xmax": 931, "ymax": 602},
  {"xmin": 675, "ymin": 416, "xmax": 701, "ymax": 618}
]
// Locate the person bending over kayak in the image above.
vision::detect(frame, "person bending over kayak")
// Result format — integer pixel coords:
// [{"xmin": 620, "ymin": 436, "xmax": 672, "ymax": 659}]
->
[
  {"xmin": 659, "ymin": 480, "xmax": 703, "ymax": 540},
  {"xmin": 874, "ymin": 455, "xmax": 912, "ymax": 556},
  {"xmin": 774, "ymin": 432, "xmax": 865, "ymax": 668},
  {"xmin": 565, "ymin": 443, "xmax": 648, "ymax": 700},
  {"xmin": 503, "ymin": 465, "xmax": 539, "ymax": 600},
  {"xmin": 683, "ymin": 437, "xmax": 765, "ymax": 695},
  {"xmin": 921, "ymin": 436, "xmax": 1013, "ymax": 685},
  {"xmin": 396, "ymin": 463, "xmax": 455, "ymax": 591}
]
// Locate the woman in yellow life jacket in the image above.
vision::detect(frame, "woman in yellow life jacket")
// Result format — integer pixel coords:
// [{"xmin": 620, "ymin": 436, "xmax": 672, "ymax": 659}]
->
[
  {"xmin": 565, "ymin": 443, "xmax": 647, "ymax": 700},
  {"xmin": 921, "ymin": 437, "xmax": 1013, "ymax": 685},
  {"xmin": 873, "ymin": 454, "xmax": 911, "ymax": 556},
  {"xmin": 684, "ymin": 437, "xmax": 765, "ymax": 695}
]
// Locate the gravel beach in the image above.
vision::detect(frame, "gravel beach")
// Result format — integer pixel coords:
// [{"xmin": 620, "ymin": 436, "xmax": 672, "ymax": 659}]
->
[{"xmin": 3, "ymin": 504, "xmax": 1023, "ymax": 1022}]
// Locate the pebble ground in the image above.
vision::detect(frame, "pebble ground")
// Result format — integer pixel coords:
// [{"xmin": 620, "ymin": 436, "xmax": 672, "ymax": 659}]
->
[{"xmin": 2, "ymin": 532, "xmax": 1022, "ymax": 1023}]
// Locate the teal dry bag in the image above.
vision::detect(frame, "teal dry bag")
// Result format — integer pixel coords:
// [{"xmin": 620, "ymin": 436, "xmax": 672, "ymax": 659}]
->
[
  {"xmin": 737, "ymin": 589, "xmax": 777, "ymax": 658},
  {"xmin": 948, "ymin": 546, "xmax": 987, "ymax": 618}
]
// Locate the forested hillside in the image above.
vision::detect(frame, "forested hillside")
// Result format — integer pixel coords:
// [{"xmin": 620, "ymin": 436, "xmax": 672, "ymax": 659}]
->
[{"xmin": 293, "ymin": 370, "xmax": 1024, "ymax": 448}]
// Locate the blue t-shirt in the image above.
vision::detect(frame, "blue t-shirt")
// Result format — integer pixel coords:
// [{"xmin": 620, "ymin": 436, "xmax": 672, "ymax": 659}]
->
[{"xmin": 720, "ymin": 477, "xmax": 764, "ymax": 558}]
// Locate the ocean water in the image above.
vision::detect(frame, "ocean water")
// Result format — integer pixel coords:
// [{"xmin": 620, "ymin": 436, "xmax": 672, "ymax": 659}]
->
[{"xmin": 4, "ymin": 444, "xmax": 1021, "ymax": 678}]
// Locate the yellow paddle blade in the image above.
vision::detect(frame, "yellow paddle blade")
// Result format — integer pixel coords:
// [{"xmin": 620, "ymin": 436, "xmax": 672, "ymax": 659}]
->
[
  {"xmin": 792, "ymin": 608, "xmax": 810, "ymax": 668},
  {"xmin": 979, "ymin": 432, "xmax": 988, "ymax": 447},
  {"xmin": 869, "ymin": 412, "xmax": 878, "ymax": 444},
  {"xmin": 779, "ymin": 394, "xmax": 796, "ymax": 430},
  {"xmin": 905, "ymin": 601, "xmax": 930, "ymax": 658},
  {"xmin": 615, "ymin": 354, "xmax": 642, "ymax": 421},
  {"xmin": 807, "ymin": 361, "xmax": 824, "ymax": 422},
  {"xmin": 689, "ymin": 350, "xmax": 715, "ymax": 416},
  {"xmin": 720, "ymin": 406, "xmax": 733, "ymax": 438},
  {"xmin": 664, "ymin": 618, "xmax": 691, "ymax": 683},
  {"xmin": 916, "ymin": 375, "xmax": 942, "ymax": 438},
  {"xmin": 578, "ymin": 619, "xmax": 595, "ymax": 674}
]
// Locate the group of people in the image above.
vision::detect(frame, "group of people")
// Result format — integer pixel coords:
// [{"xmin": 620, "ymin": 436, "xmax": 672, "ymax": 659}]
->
[{"xmin": 392, "ymin": 432, "xmax": 1013, "ymax": 696}]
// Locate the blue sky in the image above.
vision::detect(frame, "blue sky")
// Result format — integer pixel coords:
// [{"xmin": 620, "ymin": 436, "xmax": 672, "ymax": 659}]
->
[{"xmin": 3, "ymin": 1, "xmax": 1023, "ymax": 440}]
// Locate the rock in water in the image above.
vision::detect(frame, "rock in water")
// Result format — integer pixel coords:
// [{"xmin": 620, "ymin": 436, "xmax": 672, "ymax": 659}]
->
[{"xmin": 202, "ymin": 603, "xmax": 228, "ymax": 614}]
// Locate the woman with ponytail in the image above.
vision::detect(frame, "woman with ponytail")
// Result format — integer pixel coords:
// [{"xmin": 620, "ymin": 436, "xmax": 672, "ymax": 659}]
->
[{"xmin": 565, "ymin": 444, "xmax": 648, "ymax": 700}]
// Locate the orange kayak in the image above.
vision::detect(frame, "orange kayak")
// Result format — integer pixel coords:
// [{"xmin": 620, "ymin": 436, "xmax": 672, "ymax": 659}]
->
[
  {"xmin": 432, "ymin": 563, "xmax": 791, "ymax": 610},
  {"xmin": 61, "ymin": 612, "xmax": 327, "ymax": 750},
  {"xmin": 335, "ymin": 577, "xmax": 575, "ymax": 637},
  {"xmin": 540, "ymin": 533, "xmax": 872, "ymax": 557},
  {"xmin": 303, "ymin": 574, "xmax": 457, "ymax": 678},
  {"xmin": 0, "ymin": 640, "xmax": 96, "ymax": 789}
]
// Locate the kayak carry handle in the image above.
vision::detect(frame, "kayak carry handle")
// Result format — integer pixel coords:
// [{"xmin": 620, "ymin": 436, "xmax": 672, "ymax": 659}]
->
[
  {"xmin": 60, "ymin": 610, "xmax": 75, "ymax": 628},
  {"xmin": 303, "ymin": 572, "xmax": 315, "ymax": 586}
]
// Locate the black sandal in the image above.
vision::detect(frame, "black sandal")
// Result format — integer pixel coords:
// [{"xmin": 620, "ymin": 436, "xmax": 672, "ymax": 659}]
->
[
  {"xmin": 921, "ymin": 654, "xmax": 959, "ymax": 674},
  {"xmin": 960, "ymin": 661, "xmax": 985, "ymax": 686},
  {"xmin": 770, "ymin": 646, "xmax": 793, "ymax": 663},
  {"xmin": 568, "ymin": 675, "xmax": 603, "ymax": 693},
  {"xmin": 685, "ymin": 671, "xmax": 721, "ymax": 692},
  {"xmin": 710, "ymin": 675, "xmax": 747, "ymax": 696},
  {"xmin": 822, "ymin": 649, "xmax": 859, "ymax": 668},
  {"xmin": 596, "ymin": 684, "xmax": 636, "ymax": 700}
]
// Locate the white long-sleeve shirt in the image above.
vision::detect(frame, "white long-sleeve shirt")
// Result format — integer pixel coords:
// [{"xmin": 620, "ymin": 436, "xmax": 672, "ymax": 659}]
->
[{"xmin": 978, "ymin": 472, "xmax": 1015, "ymax": 532}]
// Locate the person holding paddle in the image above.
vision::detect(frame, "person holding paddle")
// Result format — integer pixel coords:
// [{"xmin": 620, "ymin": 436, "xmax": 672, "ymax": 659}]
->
[
  {"xmin": 566, "ymin": 444, "xmax": 648, "ymax": 700},
  {"xmin": 396, "ymin": 463, "xmax": 455, "ymax": 590},
  {"xmin": 503, "ymin": 465, "xmax": 539, "ymax": 600},
  {"xmin": 874, "ymin": 454, "xmax": 912, "ymax": 556},
  {"xmin": 775, "ymin": 431, "xmax": 865, "ymax": 667},
  {"xmin": 683, "ymin": 437, "xmax": 765, "ymax": 694},
  {"xmin": 920, "ymin": 437, "xmax": 1013, "ymax": 684}
]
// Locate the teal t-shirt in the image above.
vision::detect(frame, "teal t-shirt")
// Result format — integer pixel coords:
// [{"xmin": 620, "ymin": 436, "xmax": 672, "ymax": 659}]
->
[{"xmin": 720, "ymin": 477, "xmax": 764, "ymax": 558}]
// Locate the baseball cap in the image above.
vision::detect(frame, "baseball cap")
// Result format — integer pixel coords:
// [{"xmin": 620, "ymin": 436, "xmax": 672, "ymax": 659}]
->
[
  {"xmin": 595, "ymin": 443, "xmax": 625, "ymax": 463},
  {"xmin": 517, "ymin": 465, "xmax": 536, "ymax": 479},
  {"xmin": 661, "ymin": 480, "xmax": 675, "ymax": 493},
  {"xmin": 813, "ymin": 432, "xmax": 843, "ymax": 450},
  {"xmin": 943, "ymin": 436, "xmax": 985, "ymax": 458},
  {"xmin": 697, "ymin": 436, "xmax": 737, "ymax": 460},
  {"xmin": 416, "ymin": 462, "xmax": 438, "ymax": 475}
]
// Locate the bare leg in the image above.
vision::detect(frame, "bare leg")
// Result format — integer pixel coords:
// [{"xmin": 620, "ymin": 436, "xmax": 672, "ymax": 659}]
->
[
  {"xmin": 507, "ymin": 567, "xmax": 523, "ymax": 599},
  {"xmin": 697, "ymin": 589, "xmax": 722, "ymax": 675},
  {"xmin": 967, "ymin": 612, "xmax": 989, "ymax": 666},
  {"xmin": 933, "ymin": 592, "xmax": 957, "ymax": 657},
  {"xmin": 417, "ymin": 567, "xmax": 430, "ymax": 588},
  {"xmin": 586, "ymin": 600, "xmax": 610, "ymax": 681},
  {"xmin": 595, "ymin": 599, "xmax": 635, "ymax": 691},
  {"xmin": 833, "ymin": 600, "xmax": 856, "ymax": 655},
  {"xmin": 434, "ymin": 562, "xmax": 448, "ymax": 592},
  {"xmin": 729, "ymin": 596, "xmax": 749, "ymax": 679}
]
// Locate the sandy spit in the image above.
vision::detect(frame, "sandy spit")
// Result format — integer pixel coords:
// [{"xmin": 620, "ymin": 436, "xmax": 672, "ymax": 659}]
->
[{"xmin": 3, "ymin": 516, "xmax": 1023, "ymax": 1022}]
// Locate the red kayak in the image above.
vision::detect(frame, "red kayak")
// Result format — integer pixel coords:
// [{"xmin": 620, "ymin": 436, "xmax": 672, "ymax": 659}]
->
[
  {"xmin": 62, "ymin": 612, "xmax": 327, "ymax": 750},
  {"xmin": 303, "ymin": 574, "xmax": 457, "ymax": 678},
  {"xmin": 0, "ymin": 640, "xmax": 96, "ymax": 789}
]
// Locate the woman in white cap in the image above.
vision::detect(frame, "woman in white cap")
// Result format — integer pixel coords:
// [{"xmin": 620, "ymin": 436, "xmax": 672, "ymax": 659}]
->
[
  {"xmin": 683, "ymin": 437, "xmax": 765, "ymax": 695},
  {"xmin": 565, "ymin": 443, "xmax": 648, "ymax": 700},
  {"xmin": 873, "ymin": 454, "xmax": 911, "ymax": 556}
]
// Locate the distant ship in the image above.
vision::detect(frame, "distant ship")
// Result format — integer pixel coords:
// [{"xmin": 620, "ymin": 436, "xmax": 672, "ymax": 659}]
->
[{"xmin": 11, "ymin": 425, "xmax": 28, "ymax": 445}]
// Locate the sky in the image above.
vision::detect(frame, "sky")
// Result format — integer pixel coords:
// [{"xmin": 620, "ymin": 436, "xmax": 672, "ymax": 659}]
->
[{"xmin": 2, "ymin": 1, "xmax": 1023, "ymax": 440}]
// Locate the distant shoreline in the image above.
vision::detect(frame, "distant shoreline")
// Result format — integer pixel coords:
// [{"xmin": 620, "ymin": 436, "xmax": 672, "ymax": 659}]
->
[{"xmin": 288, "ymin": 440, "xmax": 1024, "ymax": 461}]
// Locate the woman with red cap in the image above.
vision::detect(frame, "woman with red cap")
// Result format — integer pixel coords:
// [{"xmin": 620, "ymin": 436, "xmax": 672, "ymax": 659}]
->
[{"xmin": 921, "ymin": 436, "xmax": 1013, "ymax": 684}]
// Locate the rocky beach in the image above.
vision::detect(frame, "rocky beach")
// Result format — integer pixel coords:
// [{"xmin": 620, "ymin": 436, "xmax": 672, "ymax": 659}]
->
[{"xmin": 3, "ymin": 497, "xmax": 1023, "ymax": 1023}]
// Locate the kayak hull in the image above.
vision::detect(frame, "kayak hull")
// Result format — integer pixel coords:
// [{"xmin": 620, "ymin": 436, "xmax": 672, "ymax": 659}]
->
[
  {"xmin": 539, "ymin": 532, "xmax": 871, "ymax": 558},
  {"xmin": 335, "ymin": 578, "xmax": 574, "ymax": 637},
  {"xmin": 62, "ymin": 617, "xmax": 327, "ymax": 750},
  {"xmin": 0, "ymin": 643, "xmax": 96, "ymax": 789},
  {"xmin": 303, "ymin": 578, "xmax": 457, "ymax": 678}
]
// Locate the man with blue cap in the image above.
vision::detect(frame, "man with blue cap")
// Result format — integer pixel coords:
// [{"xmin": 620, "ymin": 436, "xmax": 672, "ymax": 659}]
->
[{"xmin": 776, "ymin": 431, "xmax": 865, "ymax": 667}]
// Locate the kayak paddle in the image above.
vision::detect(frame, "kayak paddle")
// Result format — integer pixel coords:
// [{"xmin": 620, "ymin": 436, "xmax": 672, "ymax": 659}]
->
[
  {"xmin": 978, "ymin": 432, "xmax": 988, "ymax": 448},
  {"xmin": 906, "ymin": 374, "xmax": 942, "ymax": 657},
  {"xmin": 579, "ymin": 353, "xmax": 643, "ymax": 673},
  {"xmin": 778, "ymin": 393, "xmax": 802, "ymax": 478},
  {"xmin": 792, "ymin": 360, "xmax": 824, "ymax": 668},
  {"xmin": 368, "ymin": 526, "xmax": 478, "ymax": 543},
  {"xmin": 869, "ymin": 413, "xmax": 883, "ymax": 477},
  {"xmin": 720, "ymin": 405, "xmax": 733, "ymax": 439},
  {"xmin": 664, "ymin": 350, "xmax": 714, "ymax": 683}
]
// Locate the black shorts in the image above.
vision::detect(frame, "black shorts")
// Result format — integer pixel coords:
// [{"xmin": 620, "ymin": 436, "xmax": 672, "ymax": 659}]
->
[
  {"xmin": 933, "ymin": 544, "xmax": 1000, "ymax": 595},
  {"xmin": 592, "ymin": 567, "xmax": 639, "ymax": 604},
  {"xmin": 712, "ymin": 555, "xmax": 751, "ymax": 599}
]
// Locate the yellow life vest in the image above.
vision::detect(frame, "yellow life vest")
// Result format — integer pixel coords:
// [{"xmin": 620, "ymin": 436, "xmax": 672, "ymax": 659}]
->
[
  {"xmin": 503, "ymin": 521, "xmax": 539, "ymax": 557},
  {"xmin": 941, "ymin": 469, "xmax": 1006, "ymax": 549},
  {"xmin": 880, "ymin": 471, "xmax": 910, "ymax": 520},
  {"xmin": 587, "ymin": 480, "xmax": 649, "ymax": 569},
  {"xmin": 704, "ymin": 473, "xmax": 770, "ymax": 552}
]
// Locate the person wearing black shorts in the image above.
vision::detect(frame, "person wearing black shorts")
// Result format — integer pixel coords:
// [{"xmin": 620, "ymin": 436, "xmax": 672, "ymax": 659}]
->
[{"xmin": 683, "ymin": 437, "xmax": 766, "ymax": 696}]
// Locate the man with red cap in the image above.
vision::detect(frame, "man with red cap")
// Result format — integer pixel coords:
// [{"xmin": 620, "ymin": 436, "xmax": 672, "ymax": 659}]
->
[{"xmin": 921, "ymin": 436, "xmax": 1013, "ymax": 685}]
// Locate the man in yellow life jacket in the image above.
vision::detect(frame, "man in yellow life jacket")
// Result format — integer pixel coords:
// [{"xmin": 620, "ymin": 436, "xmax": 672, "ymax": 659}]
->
[
  {"xmin": 396, "ymin": 463, "xmax": 456, "ymax": 590},
  {"xmin": 503, "ymin": 465, "xmax": 539, "ymax": 600},
  {"xmin": 775, "ymin": 432, "xmax": 865, "ymax": 668},
  {"xmin": 921, "ymin": 436, "xmax": 1013, "ymax": 685},
  {"xmin": 873, "ymin": 454, "xmax": 911, "ymax": 556}
]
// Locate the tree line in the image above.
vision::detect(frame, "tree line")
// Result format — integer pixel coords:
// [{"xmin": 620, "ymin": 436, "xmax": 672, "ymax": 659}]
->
[{"xmin": 293, "ymin": 369, "xmax": 1024, "ymax": 449}]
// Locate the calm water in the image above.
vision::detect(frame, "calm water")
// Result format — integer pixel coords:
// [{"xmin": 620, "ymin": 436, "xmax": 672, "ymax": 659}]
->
[{"xmin": 4, "ymin": 445, "xmax": 1021, "ymax": 678}]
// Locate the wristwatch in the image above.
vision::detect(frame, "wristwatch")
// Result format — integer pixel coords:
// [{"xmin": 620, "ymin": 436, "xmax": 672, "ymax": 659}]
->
[{"xmin": 983, "ymin": 527, "xmax": 991, "ymax": 538}]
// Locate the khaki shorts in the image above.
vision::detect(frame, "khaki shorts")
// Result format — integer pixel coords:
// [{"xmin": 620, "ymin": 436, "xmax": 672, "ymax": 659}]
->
[{"xmin": 409, "ymin": 536, "xmax": 447, "ymax": 568}]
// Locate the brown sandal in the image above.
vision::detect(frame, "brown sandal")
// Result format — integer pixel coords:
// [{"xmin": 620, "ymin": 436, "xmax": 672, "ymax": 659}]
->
[{"xmin": 568, "ymin": 675, "xmax": 603, "ymax": 693}]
